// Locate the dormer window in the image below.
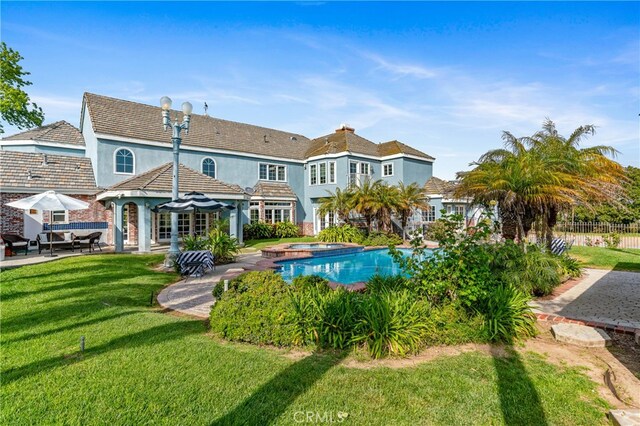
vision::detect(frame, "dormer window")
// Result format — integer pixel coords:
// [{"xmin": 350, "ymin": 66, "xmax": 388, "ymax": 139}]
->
[
  {"xmin": 202, "ymin": 157, "xmax": 216, "ymax": 178},
  {"xmin": 114, "ymin": 148, "xmax": 134, "ymax": 174}
]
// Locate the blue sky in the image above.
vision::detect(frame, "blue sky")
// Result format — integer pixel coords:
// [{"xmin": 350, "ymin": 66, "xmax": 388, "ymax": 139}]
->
[{"xmin": 2, "ymin": 1, "xmax": 638, "ymax": 179}]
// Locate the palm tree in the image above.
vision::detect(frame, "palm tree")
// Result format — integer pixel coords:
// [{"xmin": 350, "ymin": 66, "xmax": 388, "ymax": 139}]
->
[
  {"xmin": 396, "ymin": 182, "xmax": 430, "ymax": 240},
  {"xmin": 374, "ymin": 182, "xmax": 400, "ymax": 232},
  {"xmin": 351, "ymin": 180, "xmax": 382, "ymax": 233},
  {"xmin": 317, "ymin": 187, "xmax": 353, "ymax": 225},
  {"xmin": 456, "ymin": 120, "xmax": 626, "ymax": 246}
]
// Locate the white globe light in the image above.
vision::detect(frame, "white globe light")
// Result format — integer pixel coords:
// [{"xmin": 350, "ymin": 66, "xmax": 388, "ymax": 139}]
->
[
  {"xmin": 181, "ymin": 101, "xmax": 193, "ymax": 115},
  {"xmin": 160, "ymin": 96, "xmax": 172, "ymax": 110}
]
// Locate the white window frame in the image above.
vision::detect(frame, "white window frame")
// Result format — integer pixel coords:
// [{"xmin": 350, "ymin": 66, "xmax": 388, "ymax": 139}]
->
[
  {"xmin": 263, "ymin": 201, "xmax": 293, "ymax": 224},
  {"xmin": 51, "ymin": 210, "xmax": 68, "ymax": 224},
  {"xmin": 349, "ymin": 160, "xmax": 371, "ymax": 187},
  {"xmin": 201, "ymin": 157, "xmax": 217, "ymax": 178},
  {"xmin": 328, "ymin": 161, "xmax": 336, "ymax": 184},
  {"xmin": 319, "ymin": 162, "xmax": 327, "ymax": 184},
  {"xmin": 259, "ymin": 163, "xmax": 287, "ymax": 182},
  {"xmin": 249, "ymin": 201, "xmax": 260, "ymax": 224},
  {"xmin": 382, "ymin": 162, "xmax": 394, "ymax": 177},
  {"xmin": 422, "ymin": 205, "xmax": 436, "ymax": 222},
  {"xmin": 309, "ymin": 164, "xmax": 317, "ymax": 185},
  {"xmin": 113, "ymin": 147, "xmax": 135, "ymax": 175}
]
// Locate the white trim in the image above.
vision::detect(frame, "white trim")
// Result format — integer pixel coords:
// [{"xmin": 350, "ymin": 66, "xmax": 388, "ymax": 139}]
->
[
  {"xmin": 201, "ymin": 156, "xmax": 217, "ymax": 178},
  {"xmin": 51, "ymin": 210, "xmax": 69, "ymax": 224},
  {"xmin": 113, "ymin": 147, "xmax": 135, "ymax": 175},
  {"xmin": 0, "ymin": 140, "xmax": 86, "ymax": 151},
  {"xmin": 328, "ymin": 160, "xmax": 336, "ymax": 184},
  {"xmin": 309, "ymin": 163, "xmax": 317, "ymax": 185},
  {"xmin": 94, "ymin": 132, "xmax": 435, "ymax": 164},
  {"xmin": 250, "ymin": 195, "xmax": 297, "ymax": 201},
  {"xmin": 258, "ymin": 162, "xmax": 287, "ymax": 182},
  {"xmin": 381, "ymin": 162, "xmax": 394, "ymax": 177},
  {"xmin": 94, "ymin": 132, "xmax": 306, "ymax": 164},
  {"xmin": 97, "ymin": 190, "xmax": 248, "ymax": 201}
]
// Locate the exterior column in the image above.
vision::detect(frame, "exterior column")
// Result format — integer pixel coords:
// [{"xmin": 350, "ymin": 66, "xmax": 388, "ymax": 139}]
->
[
  {"xmin": 236, "ymin": 201, "xmax": 244, "ymax": 245},
  {"xmin": 137, "ymin": 201, "xmax": 151, "ymax": 253},
  {"xmin": 229, "ymin": 206, "xmax": 238, "ymax": 239},
  {"xmin": 113, "ymin": 200, "xmax": 124, "ymax": 253}
]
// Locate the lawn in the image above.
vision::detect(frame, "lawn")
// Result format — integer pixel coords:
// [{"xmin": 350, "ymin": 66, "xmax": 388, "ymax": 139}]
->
[
  {"xmin": 243, "ymin": 236, "xmax": 317, "ymax": 250},
  {"xmin": 1, "ymin": 254, "xmax": 609, "ymax": 425},
  {"xmin": 568, "ymin": 246, "xmax": 640, "ymax": 272}
]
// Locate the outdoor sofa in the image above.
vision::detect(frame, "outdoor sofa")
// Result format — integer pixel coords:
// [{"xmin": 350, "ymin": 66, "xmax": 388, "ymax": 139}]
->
[
  {"xmin": 1, "ymin": 233, "xmax": 30, "ymax": 256},
  {"xmin": 36, "ymin": 232, "xmax": 77, "ymax": 254}
]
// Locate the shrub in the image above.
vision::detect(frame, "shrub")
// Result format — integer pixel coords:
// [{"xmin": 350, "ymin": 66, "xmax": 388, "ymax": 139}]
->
[
  {"xmin": 291, "ymin": 275, "xmax": 332, "ymax": 293},
  {"xmin": 495, "ymin": 243, "xmax": 562, "ymax": 296},
  {"xmin": 209, "ymin": 271, "xmax": 296, "ymax": 346},
  {"xmin": 366, "ymin": 274, "xmax": 410, "ymax": 294},
  {"xmin": 182, "ymin": 234, "xmax": 209, "ymax": 251},
  {"xmin": 208, "ymin": 227, "xmax": 240, "ymax": 264},
  {"xmin": 352, "ymin": 290, "xmax": 430, "ymax": 358},
  {"xmin": 361, "ymin": 232, "xmax": 402, "ymax": 247},
  {"xmin": 243, "ymin": 221, "xmax": 275, "ymax": 240},
  {"xmin": 422, "ymin": 304, "xmax": 488, "ymax": 346},
  {"xmin": 423, "ymin": 219, "xmax": 448, "ymax": 241},
  {"xmin": 602, "ymin": 233, "xmax": 621, "ymax": 248},
  {"xmin": 212, "ymin": 280, "xmax": 225, "ymax": 300},
  {"xmin": 317, "ymin": 225, "xmax": 364, "ymax": 243},
  {"xmin": 558, "ymin": 253, "xmax": 582, "ymax": 278},
  {"xmin": 274, "ymin": 221, "xmax": 300, "ymax": 238},
  {"xmin": 482, "ymin": 285, "xmax": 537, "ymax": 343}
]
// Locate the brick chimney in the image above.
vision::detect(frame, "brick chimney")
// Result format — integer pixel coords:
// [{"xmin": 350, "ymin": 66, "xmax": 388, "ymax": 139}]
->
[{"xmin": 335, "ymin": 123, "xmax": 355, "ymax": 133}]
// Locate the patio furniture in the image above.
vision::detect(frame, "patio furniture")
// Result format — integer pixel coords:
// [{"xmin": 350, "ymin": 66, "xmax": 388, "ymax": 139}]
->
[
  {"xmin": 1, "ymin": 234, "xmax": 30, "ymax": 256},
  {"xmin": 176, "ymin": 250, "xmax": 215, "ymax": 280},
  {"xmin": 36, "ymin": 232, "xmax": 76, "ymax": 254},
  {"xmin": 74, "ymin": 232, "xmax": 103, "ymax": 253}
]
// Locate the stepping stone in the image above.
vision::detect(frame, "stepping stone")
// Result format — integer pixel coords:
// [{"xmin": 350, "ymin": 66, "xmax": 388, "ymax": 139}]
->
[
  {"xmin": 551, "ymin": 323, "xmax": 611, "ymax": 348},
  {"xmin": 609, "ymin": 410, "xmax": 640, "ymax": 426}
]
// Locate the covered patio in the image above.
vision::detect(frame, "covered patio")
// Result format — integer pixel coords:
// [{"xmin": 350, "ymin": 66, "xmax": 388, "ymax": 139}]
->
[{"xmin": 97, "ymin": 163, "xmax": 247, "ymax": 253}]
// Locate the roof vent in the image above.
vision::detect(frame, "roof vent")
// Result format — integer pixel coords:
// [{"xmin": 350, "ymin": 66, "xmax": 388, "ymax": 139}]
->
[
  {"xmin": 27, "ymin": 169, "xmax": 33, "ymax": 180},
  {"xmin": 42, "ymin": 154, "xmax": 48, "ymax": 166},
  {"xmin": 263, "ymin": 134, "xmax": 269, "ymax": 143},
  {"xmin": 336, "ymin": 123, "xmax": 355, "ymax": 133},
  {"xmin": 290, "ymin": 136, "xmax": 297, "ymax": 142}
]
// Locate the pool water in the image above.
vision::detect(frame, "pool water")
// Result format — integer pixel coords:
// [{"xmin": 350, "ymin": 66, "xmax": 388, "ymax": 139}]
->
[
  {"xmin": 277, "ymin": 248, "xmax": 428, "ymax": 285},
  {"xmin": 288, "ymin": 243, "xmax": 347, "ymax": 249}
]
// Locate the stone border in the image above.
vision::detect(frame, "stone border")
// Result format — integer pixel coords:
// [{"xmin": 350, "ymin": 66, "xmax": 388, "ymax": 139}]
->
[{"xmin": 536, "ymin": 313, "xmax": 638, "ymax": 336}]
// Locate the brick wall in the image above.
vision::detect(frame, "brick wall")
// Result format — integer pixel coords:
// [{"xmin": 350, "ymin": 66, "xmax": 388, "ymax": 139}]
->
[
  {"xmin": 301, "ymin": 222, "xmax": 314, "ymax": 236},
  {"xmin": 1, "ymin": 192, "xmax": 112, "ymax": 240},
  {"xmin": 0, "ymin": 193, "xmax": 29, "ymax": 235}
]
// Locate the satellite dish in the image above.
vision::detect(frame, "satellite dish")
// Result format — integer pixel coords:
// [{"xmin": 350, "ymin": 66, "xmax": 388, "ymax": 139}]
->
[{"xmin": 244, "ymin": 187, "xmax": 255, "ymax": 195}]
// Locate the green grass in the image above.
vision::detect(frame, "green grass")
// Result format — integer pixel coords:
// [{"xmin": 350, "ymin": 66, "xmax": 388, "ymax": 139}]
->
[
  {"xmin": 568, "ymin": 246, "xmax": 640, "ymax": 271},
  {"xmin": 1, "ymin": 254, "xmax": 609, "ymax": 425},
  {"xmin": 244, "ymin": 236, "xmax": 317, "ymax": 250}
]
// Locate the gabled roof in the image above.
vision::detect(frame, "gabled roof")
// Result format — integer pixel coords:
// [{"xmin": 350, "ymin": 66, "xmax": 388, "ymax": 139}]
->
[
  {"xmin": 2, "ymin": 121, "xmax": 85, "ymax": 146},
  {"xmin": 106, "ymin": 163, "xmax": 245, "ymax": 195},
  {"xmin": 306, "ymin": 127, "xmax": 380, "ymax": 158},
  {"xmin": 378, "ymin": 140, "xmax": 434, "ymax": 161},
  {"xmin": 0, "ymin": 151, "xmax": 96, "ymax": 192},
  {"xmin": 252, "ymin": 181, "xmax": 297, "ymax": 199},
  {"xmin": 423, "ymin": 176, "xmax": 456, "ymax": 195},
  {"xmin": 83, "ymin": 93, "xmax": 311, "ymax": 160}
]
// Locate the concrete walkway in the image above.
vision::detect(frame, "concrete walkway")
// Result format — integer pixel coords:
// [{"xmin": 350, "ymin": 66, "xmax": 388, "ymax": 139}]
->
[
  {"xmin": 533, "ymin": 268, "xmax": 640, "ymax": 330},
  {"xmin": 157, "ymin": 252, "xmax": 263, "ymax": 318}
]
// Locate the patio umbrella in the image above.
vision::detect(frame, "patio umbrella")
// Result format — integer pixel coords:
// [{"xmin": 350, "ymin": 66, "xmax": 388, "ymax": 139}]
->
[
  {"xmin": 152, "ymin": 192, "xmax": 235, "ymax": 213},
  {"xmin": 6, "ymin": 190, "xmax": 89, "ymax": 257}
]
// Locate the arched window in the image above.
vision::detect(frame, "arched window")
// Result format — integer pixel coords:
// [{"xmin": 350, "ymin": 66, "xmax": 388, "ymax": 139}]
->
[
  {"xmin": 114, "ymin": 148, "xmax": 134, "ymax": 174},
  {"xmin": 202, "ymin": 157, "xmax": 216, "ymax": 178}
]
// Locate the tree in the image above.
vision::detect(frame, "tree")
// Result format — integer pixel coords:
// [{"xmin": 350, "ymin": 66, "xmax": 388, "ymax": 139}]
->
[
  {"xmin": 317, "ymin": 187, "xmax": 354, "ymax": 225},
  {"xmin": 396, "ymin": 182, "xmax": 429, "ymax": 240},
  {"xmin": 374, "ymin": 182, "xmax": 400, "ymax": 232},
  {"xmin": 350, "ymin": 180, "xmax": 383, "ymax": 232},
  {"xmin": 456, "ymin": 119, "xmax": 626, "ymax": 247},
  {"xmin": 0, "ymin": 42, "xmax": 44, "ymax": 133}
]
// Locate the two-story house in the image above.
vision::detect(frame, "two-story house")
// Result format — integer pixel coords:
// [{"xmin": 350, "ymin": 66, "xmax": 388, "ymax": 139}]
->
[{"xmin": 1, "ymin": 92, "xmax": 437, "ymax": 253}]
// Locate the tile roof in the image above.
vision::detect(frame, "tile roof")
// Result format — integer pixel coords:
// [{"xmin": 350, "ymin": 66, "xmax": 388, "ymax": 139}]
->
[
  {"xmin": 306, "ymin": 128, "xmax": 381, "ymax": 158},
  {"xmin": 0, "ymin": 151, "xmax": 96, "ymax": 192},
  {"xmin": 423, "ymin": 176, "xmax": 456, "ymax": 195},
  {"xmin": 107, "ymin": 162, "xmax": 245, "ymax": 195},
  {"xmin": 2, "ymin": 121, "xmax": 85, "ymax": 145},
  {"xmin": 252, "ymin": 181, "xmax": 297, "ymax": 199},
  {"xmin": 84, "ymin": 93, "xmax": 311, "ymax": 160},
  {"xmin": 378, "ymin": 140, "xmax": 434, "ymax": 160}
]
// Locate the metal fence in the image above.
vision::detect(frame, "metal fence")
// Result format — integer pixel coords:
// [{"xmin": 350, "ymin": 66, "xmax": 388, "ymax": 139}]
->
[{"xmin": 529, "ymin": 222, "xmax": 640, "ymax": 249}]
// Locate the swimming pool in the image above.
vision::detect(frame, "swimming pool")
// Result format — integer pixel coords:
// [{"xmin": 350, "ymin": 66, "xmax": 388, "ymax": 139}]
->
[
  {"xmin": 287, "ymin": 243, "xmax": 347, "ymax": 249},
  {"xmin": 277, "ymin": 248, "xmax": 428, "ymax": 285}
]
